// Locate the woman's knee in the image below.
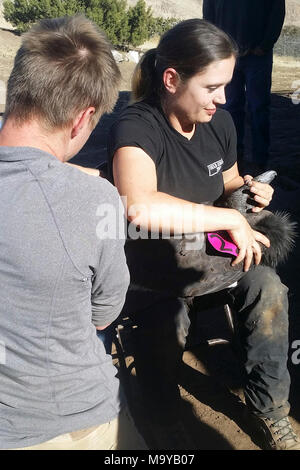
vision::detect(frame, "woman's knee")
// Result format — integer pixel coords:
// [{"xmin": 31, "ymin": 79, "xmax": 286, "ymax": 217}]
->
[
  {"xmin": 234, "ymin": 266, "xmax": 289, "ymax": 338},
  {"xmin": 134, "ymin": 297, "xmax": 190, "ymax": 346},
  {"xmin": 238, "ymin": 265, "xmax": 288, "ymax": 302}
]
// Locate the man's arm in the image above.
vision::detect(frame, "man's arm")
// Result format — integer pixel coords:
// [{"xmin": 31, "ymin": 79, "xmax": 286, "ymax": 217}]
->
[
  {"xmin": 90, "ymin": 199, "xmax": 130, "ymax": 329},
  {"xmin": 96, "ymin": 324, "xmax": 110, "ymax": 331}
]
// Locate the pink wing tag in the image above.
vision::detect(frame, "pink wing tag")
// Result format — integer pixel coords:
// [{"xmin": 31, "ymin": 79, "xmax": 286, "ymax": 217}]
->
[{"xmin": 207, "ymin": 231, "xmax": 239, "ymax": 258}]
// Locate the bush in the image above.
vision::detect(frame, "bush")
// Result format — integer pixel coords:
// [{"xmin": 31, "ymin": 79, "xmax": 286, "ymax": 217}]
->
[
  {"xmin": 150, "ymin": 16, "xmax": 178, "ymax": 37},
  {"xmin": 3, "ymin": 0, "xmax": 85, "ymax": 32},
  {"xmin": 127, "ymin": 0, "xmax": 152, "ymax": 47},
  {"xmin": 3, "ymin": 0, "xmax": 178, "ymax": 47},
  {"xmin": 87, "ymin": 0, "xmax": 129, "ymax": 46}
]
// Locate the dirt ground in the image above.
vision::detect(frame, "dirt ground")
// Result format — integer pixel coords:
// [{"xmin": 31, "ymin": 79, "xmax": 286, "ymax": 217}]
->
[{"xmin": 1, "ymin": 25, "xmax": 300, "ymax": 451}]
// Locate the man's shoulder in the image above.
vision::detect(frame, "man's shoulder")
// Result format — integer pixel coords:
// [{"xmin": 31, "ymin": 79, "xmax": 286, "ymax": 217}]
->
[
  {"xmin": 62, "ymin": 163, "xmax": 121, "ymax": 208},
  {"xmin": 33, "ymin": 158, "xmax": 122, "ymax": 229},
  {"xmin": 45, "ymin": 163, "xmax": 123, "ymax": 253}
]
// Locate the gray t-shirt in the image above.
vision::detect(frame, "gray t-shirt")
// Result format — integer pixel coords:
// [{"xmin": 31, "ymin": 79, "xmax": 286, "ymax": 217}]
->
[{"xmin": 0, "ymin": 146, "xmax": 129, "ymax": 448}]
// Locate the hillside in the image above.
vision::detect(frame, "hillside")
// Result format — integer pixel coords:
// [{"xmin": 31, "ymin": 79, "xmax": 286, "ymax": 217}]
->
[
  {"xmin": 127, "ymin": 0, "xmax": 202, "ymax": 19},
  {"xmin": 1, "ymin": 0, "xmax": 300, "ymax": 27},
  {"xmin": 127, "ymin": 0, "xmax": 300, "ymax": 27}
]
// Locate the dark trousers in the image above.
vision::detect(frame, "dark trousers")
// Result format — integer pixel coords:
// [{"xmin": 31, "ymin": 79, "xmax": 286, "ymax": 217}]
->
[
  {"xmin": 224, "ymin": 51, "xmax": 273, "ymax": 166},
  {"xmin": 127, "ymin": 265, "xmax": 290, "ymax": 422}
]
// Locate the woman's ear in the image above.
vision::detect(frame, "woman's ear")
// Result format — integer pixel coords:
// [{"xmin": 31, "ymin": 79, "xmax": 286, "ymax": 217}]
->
[{"xmin": 162, "ymin": 68, "xmax": 180, "ymax": 94}]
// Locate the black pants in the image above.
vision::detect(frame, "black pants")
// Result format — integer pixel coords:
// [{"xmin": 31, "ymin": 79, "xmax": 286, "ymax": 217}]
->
[
  {"xmin": 223, "ymin": 51, "xmax": 273, "ymax": 166},
  {"xmin": 125, "ymin": 265, "xmax": 290, "ymax": 422}
]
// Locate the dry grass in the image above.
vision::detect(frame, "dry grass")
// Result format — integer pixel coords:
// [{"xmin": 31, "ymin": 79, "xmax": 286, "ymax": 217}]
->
[
  {"xmin": 285, "ymin": 0, "xmax": 300, "ymax": 27},
  {"xmin": 127, "ymin": 0, "xmax": 203, "ymax": 19},
  {"xmin": 272, "ymin": 55, "xmax": 300, "ymax": 93},
  {"xmin": 127, "ymin": 0, "xmax": 300, "ymax": 28}
]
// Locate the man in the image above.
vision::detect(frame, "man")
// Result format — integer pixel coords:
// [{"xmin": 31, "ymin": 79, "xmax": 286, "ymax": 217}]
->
[
  {"xmin": 0, "ymin": 15, "xmax": 146, "ymax": 450},
  {"xmin": 203, "ymin": 0, "xmax": 285, "ymax": 172}
]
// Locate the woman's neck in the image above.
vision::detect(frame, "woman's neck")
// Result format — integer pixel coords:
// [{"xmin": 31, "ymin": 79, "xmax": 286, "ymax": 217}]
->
[{"xmin": 160, "ymin": 99, "xmax": 195, "ymax": 140}]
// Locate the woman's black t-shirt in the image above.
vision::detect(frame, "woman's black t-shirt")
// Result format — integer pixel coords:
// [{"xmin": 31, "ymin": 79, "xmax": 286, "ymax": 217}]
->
[{"xmin": 108, "ymin": 101, "xmax": 237, "ymax": 204}]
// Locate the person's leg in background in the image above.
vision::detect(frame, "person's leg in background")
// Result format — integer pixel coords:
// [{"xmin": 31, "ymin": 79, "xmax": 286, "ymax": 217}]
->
[
  {"xmin": 223, "ymin": 57, "xmax": 247, "ymax": 165},
  {"xmin": 245, "ymin": 51, "xmax": 273, "ymax": 170}
]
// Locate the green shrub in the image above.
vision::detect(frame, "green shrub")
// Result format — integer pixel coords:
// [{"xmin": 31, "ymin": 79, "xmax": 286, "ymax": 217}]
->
[
  {"xmin": 3, "ymin": 0, "xmax": 85, "ymax": 32},
  {"xmin": 150, "ymin": 16, "xmax": 178, "ymax": 37},
  {"xmin": 3, "ymin": 0, "xmax": 178, "ymax": 47},
  {"xmin": 127, "ymin": 0, "xmax": 152, "ymax": 47},
  {"xmin": 88, "ymin": 0, "xmax": 129, "ymax": 46}
]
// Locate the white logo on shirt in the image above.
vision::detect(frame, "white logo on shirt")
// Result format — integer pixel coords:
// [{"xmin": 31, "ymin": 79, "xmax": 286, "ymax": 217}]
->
[
  {"xmin": 0, "ymin": 341, "xmax": 6, "ymax": 365},
  {"xmin": 207, "ymin": 159, "xmax": 224, "ymax": 177}
]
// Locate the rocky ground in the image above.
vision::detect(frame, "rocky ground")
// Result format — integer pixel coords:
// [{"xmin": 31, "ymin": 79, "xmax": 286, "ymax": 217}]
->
[{"xmin": 0, "ymin": 20, "xmax": 300, "ymax": 451}]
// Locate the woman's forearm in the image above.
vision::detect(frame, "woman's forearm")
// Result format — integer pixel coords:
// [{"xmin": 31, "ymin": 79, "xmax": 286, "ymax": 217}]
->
[
  {"xmin": 125, "ymin": 190, "xmax": 242, "ymax": 235},
  {"xmin": 223, "ymin": 175, "xmax": 244, "ymax": 198},
  {"xmin": 65, "ymin": 162, "xmax": 101, "ymax": 177},
  {"xmin": 68, "ymin": 161, "xmax": 244, "ymax": 235}
]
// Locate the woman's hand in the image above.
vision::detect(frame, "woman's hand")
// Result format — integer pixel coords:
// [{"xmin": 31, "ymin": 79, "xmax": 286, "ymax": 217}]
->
[
  {"xmin": 229, "ymin": 212, "xmax": 270, "ymax": 271},
  {"xmin": 244, "ymin": 175, "xmax": 274, "ymax": 213}
]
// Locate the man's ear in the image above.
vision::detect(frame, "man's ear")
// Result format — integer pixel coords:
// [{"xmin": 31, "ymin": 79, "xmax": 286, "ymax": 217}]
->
[
  {"xmin": 162, "ymin": 68, "xmax": 180, "ymax": 94},
  {"xmin": 71, "ymin": 107, "xmax": 95, "ymax": 139}
]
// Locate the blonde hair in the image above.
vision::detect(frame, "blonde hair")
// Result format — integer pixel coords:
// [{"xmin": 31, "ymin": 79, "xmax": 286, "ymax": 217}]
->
[{"xmin": 4, "ymin": 15, "xmax": 121, "ymax": 129}]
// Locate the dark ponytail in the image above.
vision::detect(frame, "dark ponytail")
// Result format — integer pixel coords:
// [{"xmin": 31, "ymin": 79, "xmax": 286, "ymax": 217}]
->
[{"xmin": 132, "ymin": 19, "xmax": 238, "ymax": 103}]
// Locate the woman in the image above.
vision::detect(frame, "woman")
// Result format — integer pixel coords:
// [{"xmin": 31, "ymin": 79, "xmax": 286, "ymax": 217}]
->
[{"xmin": 107, "ymin": 19, "xmax": 299, "ymax": 450}]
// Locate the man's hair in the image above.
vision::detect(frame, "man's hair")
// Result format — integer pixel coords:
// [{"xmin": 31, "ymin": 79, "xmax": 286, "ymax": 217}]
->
[{"xmin": 4, "ymin": 15, "xmax": 121, "ymax": 129}]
